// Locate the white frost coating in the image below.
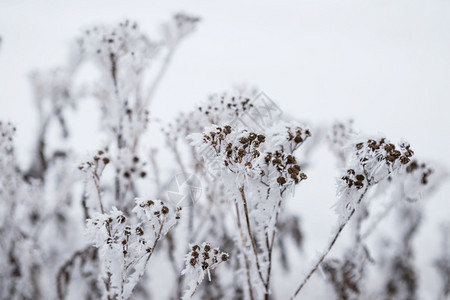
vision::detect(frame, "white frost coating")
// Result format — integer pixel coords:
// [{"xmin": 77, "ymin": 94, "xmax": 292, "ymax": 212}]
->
[
  {"xmin": 190, "ymin": 121, "xmax": 311, "ymax": 299},
  {"xmin": 181, "ymin": 242, "xmax": 229, "ymax": 299},
  {"xmin": 264, "ymin": 120, "xmax": 311, "ymax": 154},
  {"xmin": 85, "ymin": 199, "xmax": 181, "ymax": 300},
  {"xmin": 334, "ymin": 136, "xmax": 414, "ymax": 224}
]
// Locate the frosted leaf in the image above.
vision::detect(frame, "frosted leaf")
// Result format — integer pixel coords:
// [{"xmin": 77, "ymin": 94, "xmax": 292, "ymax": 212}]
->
[{"xmin": 350, "ymin": 137, "xmax": 413, "ymax": 183}]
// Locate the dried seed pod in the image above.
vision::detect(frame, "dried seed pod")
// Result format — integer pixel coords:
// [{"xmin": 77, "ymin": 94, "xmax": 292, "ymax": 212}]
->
[{"xmin": 277, "ymin": 176, "xmax": 287, "ymax": 185}]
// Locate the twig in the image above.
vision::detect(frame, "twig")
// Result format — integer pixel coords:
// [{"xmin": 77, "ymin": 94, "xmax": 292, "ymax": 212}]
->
[{"xmin": 291, "ymin": 185, "xmax": 369, "ymax": 299}]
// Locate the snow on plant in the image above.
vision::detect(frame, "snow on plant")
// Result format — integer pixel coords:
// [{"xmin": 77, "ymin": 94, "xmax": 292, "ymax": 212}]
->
[
  {"xmin": 291, "ymin": 136, "xmax": 415, "ymax": 298},
  {"xmin": 1, "ymin": 11, "xmax": 449, "ymax": 300},
  {"xmin": 85, "ymin": 198, "xmax": 181, "ymax": 299},
  {"xmin": 181, "ymin": 242, "xmax": 229, "ymax": 299},
  {"xmin": 188, "ymin": 120, "xmax": 311, "ymax": 298}
]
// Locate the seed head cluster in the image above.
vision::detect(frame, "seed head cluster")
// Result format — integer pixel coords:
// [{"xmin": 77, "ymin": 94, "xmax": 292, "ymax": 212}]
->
[
  {"xmin": 187, "ymin": 243, "xmax": 229, "ymax": 270},
  {"xmin": 120, "ymin": 154, "xmax": 147, "ymax": 179},
  {"xmin": 134, "ymin": 198, "xmax": 182, "ymax": 222},
  {"xmin": 139, "ymin": 199, "xmax": 170, "ymax": 217},
  {"xmin": 201, "ymin": 125, "xmax": 264, "ymax": 170},
  {"xmin": 78, "ymin": 150, "xmax": 110, "ymax": 176},
  {"xmin": 263, "ymin": 151, "xmax": 306, "ymax": 186},
  {"xmin": 406, "ymin": 160, "xmax": 434, "ymax": 185},
  {"xmin": 355, "ymin": 138, "xmax": 413, "ymax": 166},
  {"xmin": 341, "ymin": 169, "xmax": 366, "ymax": 190}
]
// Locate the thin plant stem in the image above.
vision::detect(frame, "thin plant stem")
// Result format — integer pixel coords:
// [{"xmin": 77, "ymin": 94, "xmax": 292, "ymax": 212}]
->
[
  {"xmin": 291, "ymin": 185, "xmax": 369, "ymax": 299},
  {"xmin": 239, "ymin": 185, "xmax": 267, "ymax": 288},
  {"xmin": 235, "ymin": 202, "xmax": 255, "ymax": 300},
  {"xmin": 143, "ymin": 47, "xmax": 175, "ymax": 109}
]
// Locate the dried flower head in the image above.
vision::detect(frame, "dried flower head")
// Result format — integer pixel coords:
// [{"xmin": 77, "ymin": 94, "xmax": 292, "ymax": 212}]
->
[
  {"xmin": 78, "ymin": 149, "xmax": 110, "ymax": 177},
  {"xmin": 181, "ymin": 242, "xmax": 229, "ymax": 299},
  {"xmin": 190, "ymin": 124, "xmax": 265, "ymax": 178},
  {"xmin": 352, "ymin": 137, "xmax": 414, "ymax": 183}
]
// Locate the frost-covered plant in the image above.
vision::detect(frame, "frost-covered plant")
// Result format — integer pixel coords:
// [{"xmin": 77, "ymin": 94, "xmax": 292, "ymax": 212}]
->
[
  {"xmin": 292, "ymin": 136, "xmax": 414, "ymax": 297},
  {"xmin": 1, "ymin": 13, "xmax": 200, "ymax": 300},
  {"xmin": 181, "ymin": 242, "xmax": 229, "ymax": 299},
  {"xmin": 1, "ymin": 11, "xmax": 448, "ymax": 300},
  {"xmin": 85, "ymin": 198, "xmax": 180, "ymax": 299},
  {"xmin": 188, "ymin": 120, "xmax": 310, "ymax": 299}
]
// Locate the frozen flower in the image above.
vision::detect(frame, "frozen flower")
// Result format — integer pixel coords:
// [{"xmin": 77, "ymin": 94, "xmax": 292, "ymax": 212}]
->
[
  {"xmin": 351, "ymin": 137, "xmax": 413, "ymax": 184},
  {"xmin": 189, "ymin": 124, "xmax": 264, "ymax": 179},
  {"xmin": 259, "ymin": 150, "xmax": 306, "ymax": 187},
  {"xmin": 264, "ymin": 120, "xmax": 311, "ymax": 154},
  {"xmin": 181, "ymin": 242, "xmax": 229, "ymax": 299}
]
